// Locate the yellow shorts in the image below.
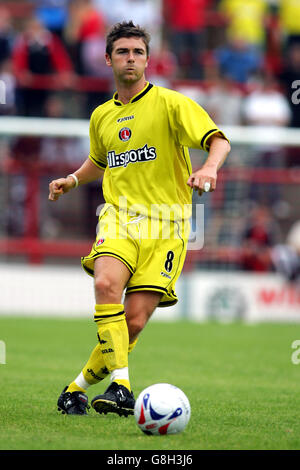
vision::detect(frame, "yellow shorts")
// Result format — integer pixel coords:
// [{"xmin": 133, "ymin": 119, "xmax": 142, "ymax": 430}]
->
[{"xmin": 81, "ymin": 204, "xmax": 190, "ymax": 307}]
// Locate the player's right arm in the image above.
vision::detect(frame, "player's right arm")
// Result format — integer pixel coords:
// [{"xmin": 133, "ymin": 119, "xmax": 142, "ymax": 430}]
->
[{"xmin": 48, "ymin": 158, "xmax": 104, "ymax": 202}]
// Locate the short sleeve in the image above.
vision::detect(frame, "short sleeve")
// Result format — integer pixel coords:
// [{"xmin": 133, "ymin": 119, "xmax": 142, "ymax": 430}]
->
[
  {"xmin": 170, "ymin": 92, "xmax": 229, "ymax": 152},
  {"xmin": 88, "ymin": 111, "xmax": 107, "ymax": 170}
]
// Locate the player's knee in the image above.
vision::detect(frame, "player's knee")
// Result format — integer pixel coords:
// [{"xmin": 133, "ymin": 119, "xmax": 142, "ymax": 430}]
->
[{"xmin": 94, "ymin": 276, "xmax": 122, "ymax": 303}]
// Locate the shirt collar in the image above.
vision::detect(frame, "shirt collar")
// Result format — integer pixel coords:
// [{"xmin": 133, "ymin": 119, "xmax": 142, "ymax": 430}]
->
[{"xmin": 113, "ymin": 82, "xmax": 153, "ymax": 106}]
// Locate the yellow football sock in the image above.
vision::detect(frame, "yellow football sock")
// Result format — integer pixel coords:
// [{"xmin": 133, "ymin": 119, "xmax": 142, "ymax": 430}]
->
[
  {"xmin": 128, "ymin": 337, "xmax": 138, "ymax": 354},
  {"xmin": 94, "ymin": 303, "xmax": 130, "ymax": 389},
  {"xmin": 82, "ymin": 343, "xmax": 110, "ymax": 385},
  {"xmin": 82, "ymin": 337, "xmax": 138, "ymax": 384},
  {"xmin": 67, "ymin": 322, "xmax": 139, "ymax": 392},
  {"xmin": 114, "ymin": 378, "xmax": 131, "ymax": 390},
  {"xmin": 66, "ymin": 382, "xmax": 86, "ymax": 394}
]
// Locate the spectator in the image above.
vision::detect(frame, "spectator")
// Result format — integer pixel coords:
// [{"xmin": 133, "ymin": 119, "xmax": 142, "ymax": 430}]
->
[
  {"xmin": 12, "ymin": 16, "xmax": 74, "ymax": 117},
  {"xmin": 279, "ymin": 0, "xmax": 300, "ymax": 49},
  {"xmin": 242, "ymin": 73, "xmax": 291, "ymax": 209},
  {"xmin": 71, "ymin": 0, "xmax": 109, "ymax": 80},
  {"xmin": 146, "ymin": 40, "xmax": 178, "ymax": 87},
  {"xmin": 65, "ymin": 0, "xmax": 109, "ymax": 116},
  {"xmin": 173, "ymin": 83, "xmax": 207, "ymax": 107},
  {"xmin": 239, "ymin": 205, "xmax": 280, "ymax": 272},
  {"xmin": 66, "ymin": 0, "xmax": 106, "ymax": 75},
  {"xmin": 5, "ymin": 136, "xmax": 42, "ymax": 237},
  {"xmin": 278, "ymin": 42, "xmax": 300, "ymax": 129},
  {"xmin": 204, "ymin": 58, "xmax": 243, "ymax": 125},
  {"xmin": 264, "ymin": 3, "xmax": 282, "ymax": 76},
  {"xmin": 215, "ymin": 36, "xmax": 262, "ymax": 84},
  {"xmin": 40, "ymin": 93, "xmax": 87, "ymax": 167},
  {"xmin": 219, "ymin": 0, "xmax": 269, "ymax": 50},
  {"xmin": 95, "ymin": 0, "xmax": 161, "ymax": 50},
  {"xmin": 243, "ymin": 73, "xmax": 291, "ymax": 127},
  {"xmin": 80, "ymin": 33, "xmax": 109, "ymax": 78},
  {"xmin": 163, "ymin": 0, "xmax": 211, "ymax": 79},
  {"xmin": 0, "ymin": 7, "xmax": 14, "ymax": 67},
  {"xmin": 0, "ymin": 59, "xmax": 17, "ymax": 115},
  {"xmin": 33, "ymin": 0, "xmax": 70, "ymax": 41},
  {"xmin": 271, "ymin": 221, "xmax": 300, "ymax": 282},
  {"xmin": 38, "ymin": 93, "xmax": 90, "ymax": 237}
]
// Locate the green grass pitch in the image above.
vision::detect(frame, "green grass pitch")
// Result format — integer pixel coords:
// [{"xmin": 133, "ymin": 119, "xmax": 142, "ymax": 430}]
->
[{"xmin": 0, "ymin": 317, "xmax": 300, "ymax": 450}]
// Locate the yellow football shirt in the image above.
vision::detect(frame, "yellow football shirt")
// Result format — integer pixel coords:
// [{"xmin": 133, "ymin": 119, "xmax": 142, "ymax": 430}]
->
[
  {"xmin": 280, "ymin": 0, "xmax": 300, "ymax": 35},
  {"xmin": 219, "ymin": 0, "xmax": 267, "ymax": 46},
  {"xmin": 89, "ymin": 82, "xmax": 228, "ymax": 221}
]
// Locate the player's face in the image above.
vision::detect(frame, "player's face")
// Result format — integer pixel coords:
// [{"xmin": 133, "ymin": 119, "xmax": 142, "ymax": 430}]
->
[{"xmin": 106, "ymin": 37, "xmax": 149, "ymax": 84}]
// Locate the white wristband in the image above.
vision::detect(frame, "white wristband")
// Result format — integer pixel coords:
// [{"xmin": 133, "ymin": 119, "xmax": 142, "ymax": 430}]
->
[{"xmin": 67, "ymin": 173, "xmax": 79, "ymax": 188}]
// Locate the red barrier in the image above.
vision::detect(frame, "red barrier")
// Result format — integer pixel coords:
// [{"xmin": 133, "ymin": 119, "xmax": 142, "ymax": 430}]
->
[{"xmin": 1, "ymin": 165, "xmax": 299, "ymax": 265}]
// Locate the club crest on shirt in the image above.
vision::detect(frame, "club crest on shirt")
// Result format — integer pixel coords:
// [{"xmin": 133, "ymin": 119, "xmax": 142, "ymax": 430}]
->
[
  {"xmin": 119, "ymin": 127, "xmax": 131, "ymax": 142},
  {"xmin": 96, "ymin": 238, "xmax": 105, "ymax": 246}
]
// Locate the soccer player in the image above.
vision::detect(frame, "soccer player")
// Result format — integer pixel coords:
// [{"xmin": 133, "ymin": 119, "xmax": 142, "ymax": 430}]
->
[{"xmin": 48, "ymin": 21, "xmax": 231, "ymax": 416}]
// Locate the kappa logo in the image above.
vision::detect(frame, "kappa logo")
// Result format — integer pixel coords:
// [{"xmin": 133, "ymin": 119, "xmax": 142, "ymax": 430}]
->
[
  {"xmin": 119, "ymin": 127, "xmax": 131, "ymax": 142},
  {"xmin": 97, "ymin": 333, "xmax": 107, "ymax": 345},
  {"xmin": 160, "ymin": 271, "xmax": 171, "ymax": 280},
  {"xmin": 117, "ymin": 115, "xmax": 134, "ymax": 123}
]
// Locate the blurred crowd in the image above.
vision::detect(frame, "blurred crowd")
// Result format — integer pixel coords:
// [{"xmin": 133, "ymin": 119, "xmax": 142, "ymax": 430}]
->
[
  {"xmin": 1, "ymin": 0, "xmax": 300, "ymax": 279},
  {"xmin": 0, "ymin": 0, "xmax": 299, "ymax": 125}
]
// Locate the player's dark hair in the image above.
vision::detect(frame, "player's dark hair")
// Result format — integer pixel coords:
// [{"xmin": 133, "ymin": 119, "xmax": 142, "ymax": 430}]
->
[{"xmin": 106, "ymin": 21, "xmax": 150, "ymax": 57}]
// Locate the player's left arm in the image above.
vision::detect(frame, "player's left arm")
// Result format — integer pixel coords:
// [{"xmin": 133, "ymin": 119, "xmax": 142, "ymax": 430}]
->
[{"xmin": 187, "ymin": 134, "xmax": 231, "ymax": 196}]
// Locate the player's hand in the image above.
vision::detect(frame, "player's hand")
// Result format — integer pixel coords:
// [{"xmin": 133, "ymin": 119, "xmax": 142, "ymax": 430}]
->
[
  {"xmin": 48, "ymin": 177, "xmax": 75, "ymax": 201},
  {"xmin": 187, "ymin": 167, "xmax": 217, "ymax": 196}
]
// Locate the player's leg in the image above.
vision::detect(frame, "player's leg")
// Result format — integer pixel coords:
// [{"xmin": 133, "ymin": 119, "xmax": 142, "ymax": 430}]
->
[
  {"xmin": 80, "ymin": 291, "xmax": 161, "ymax": 389},
  {"xmin": 58, "ymin": 332, "xmax": 139, "ymax": 415},
  {"xmin": 69, "ymin": 330, "xmax": 140, "ymax": 394},
  {"xmin": 58, "ymin": 256, "xmax": 132, "ymax": 415},
  {"xmin": 91, "ymin": 290, "xmax": 162, "ymax": 416},
  {"xmin": 92, "ymin": 255, "xmax": 132, "ymax": 389},
  {"xmin": 90, "ymin": 256, "xmax": 139, "ymax": 416},
  {"xmin": 124, "ymin": 291, "xmax": 162, "ymax": 343},
  {"xmin": 74, "ymin": 255, "xmax": 131, "ymax": 387}
]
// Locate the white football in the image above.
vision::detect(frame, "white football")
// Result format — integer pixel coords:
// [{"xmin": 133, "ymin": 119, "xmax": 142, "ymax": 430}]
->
[{"xmin": 134, "ymin": 383, "xmax": 191, "ymax": 435}]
